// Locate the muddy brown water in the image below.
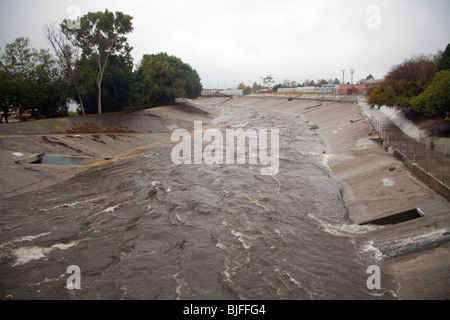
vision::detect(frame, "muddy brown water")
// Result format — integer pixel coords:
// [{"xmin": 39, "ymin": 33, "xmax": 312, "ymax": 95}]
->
[{"xmin": 0, "ymin": 102, "xmax": 396, "ymax": 299}]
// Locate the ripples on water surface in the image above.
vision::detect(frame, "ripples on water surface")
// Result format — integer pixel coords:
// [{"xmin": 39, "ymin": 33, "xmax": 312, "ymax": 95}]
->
[{"xmin": 0, "ymin": 102, "xmax": 396, "ymax": 299}]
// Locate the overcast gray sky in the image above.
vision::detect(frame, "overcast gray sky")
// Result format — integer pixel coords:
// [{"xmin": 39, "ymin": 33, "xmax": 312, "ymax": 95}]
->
[{"xmin": 1, "ymin": 0, "xmax": 449, "ymax": 88}]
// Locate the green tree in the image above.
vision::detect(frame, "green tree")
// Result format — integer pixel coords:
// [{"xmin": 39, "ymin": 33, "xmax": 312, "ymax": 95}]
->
[
  {"xmin": 71, "ymin": 57, "xmax": 97, "ymax": 114},
  {"xmin": 101, "ymin": 53, "xmax": 134, "ymax": 113},
  {"xmin": 30, "ymin": 48, "xmax": 68, "ymax": 118},
  {"xmin": 252, "ymin": 82, "xmax": 262, "ymax": 91},
  {"xmin": 0, "ymin": 37, "xmax": 67, "ymax": 119},
  {"xmin": 0, "ymin": 61, "xmax": 15, "ymax": 123},
  {"xmin": 134, "ymin": 53, "xmax": 202, "ymax": 107},
  {"xmin": 237, "ymin": 82, "xmax": 246, "ymax": 89},
  {"xmin": 410, "ymin": 69, "xmax": 450, "ymax": 118},
  {"xmin": 438, "ymin": 43, "xmax": 450, "ymax": 71},
  {"xmin": 272, "ymin": 83, "xmax": 283, "ymax": 92},
  {"xmin": 0, "ymin": 37, "xmax": 35, "ymax": 115},
  {"xmin": 62, "ymin": 9, "xmax": 133, "ymax": 114},
  {"xmin": 237, "ymin": 82, "xmax": 252, "ymax": 93}
]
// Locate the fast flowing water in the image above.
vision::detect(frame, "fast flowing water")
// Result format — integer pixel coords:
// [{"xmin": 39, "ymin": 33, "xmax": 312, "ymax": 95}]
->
[{"xmin": 0, "ymin": 101, "xmax": 396, "ymax": 299}]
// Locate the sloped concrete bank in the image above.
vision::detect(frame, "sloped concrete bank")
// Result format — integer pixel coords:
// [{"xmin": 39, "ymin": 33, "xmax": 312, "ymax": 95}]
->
[
  {"xmin": 0, "ymin": 102, "xmax": 216, "ymax": 198},
  {"xmin": 379, "ymin": 106, "xmax": 450, "ymax": 142}
]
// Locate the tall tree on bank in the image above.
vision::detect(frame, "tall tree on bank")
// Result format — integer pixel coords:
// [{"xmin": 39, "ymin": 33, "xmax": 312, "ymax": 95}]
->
[
  {"xmin": 438, "ymin": 44, "xmax": 450, "ymax": 71},
  {"xmin": 44, "ymin": 23, "xmax": 86, "ymax": 116},
  {"xmin": 368, "ymin": 55, "xmax": 437, "ymax": 109},
  {"xmin": 62, "ymin": 9, "xmax": 133, "ymax": 114}
]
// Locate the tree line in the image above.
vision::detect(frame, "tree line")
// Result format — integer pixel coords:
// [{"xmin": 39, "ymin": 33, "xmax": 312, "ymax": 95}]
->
[
  {"xmin": 368, "ymin": 44, "xmax": 450, "ymax": 118},
  {"xmin": 0, "ymin": 9, "xmax": 202, "ymax": 122}
]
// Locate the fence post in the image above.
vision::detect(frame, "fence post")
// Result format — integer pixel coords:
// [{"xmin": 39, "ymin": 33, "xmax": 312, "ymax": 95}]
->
[
  {"xmin": 443, "ymin": 161, "xmax": 445, "ymax": 185},
  {"xmin": 406, "ymin": 139, "xmax": 409, "ymax": 157}
]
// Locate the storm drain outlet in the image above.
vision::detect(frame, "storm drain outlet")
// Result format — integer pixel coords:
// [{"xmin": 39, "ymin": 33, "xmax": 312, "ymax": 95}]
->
[
  {"xmin": 17, "ymin": 153, "xmax": 109, "ymax": 166},
  {"xmin": 360, "ymin": 208, "xmax": 424, "ymax": 226}
]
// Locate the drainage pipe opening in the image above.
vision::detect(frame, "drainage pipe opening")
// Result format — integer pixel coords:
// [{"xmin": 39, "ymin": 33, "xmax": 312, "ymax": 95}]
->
[{"xmin": 360, "ymin": 208, "xmax": 424, "ymax": 226}]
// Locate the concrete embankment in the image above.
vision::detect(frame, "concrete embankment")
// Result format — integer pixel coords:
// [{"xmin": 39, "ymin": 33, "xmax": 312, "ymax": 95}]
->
[
  {"xmin": 197, "ymin": 95, "xmax": 450, "ymax": 299},
  {"xmin": 0, "ymin": 102, "xmax": 216, "ymax": 198}
]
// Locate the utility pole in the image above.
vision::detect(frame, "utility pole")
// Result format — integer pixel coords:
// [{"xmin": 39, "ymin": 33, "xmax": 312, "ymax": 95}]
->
[
  {"xmin": 340, "ymin": 70, "xmax": 346, "ymax": 84},
  {"xmin": 350, "ymin": 69, "xmax": 355, "ymax": 85}
]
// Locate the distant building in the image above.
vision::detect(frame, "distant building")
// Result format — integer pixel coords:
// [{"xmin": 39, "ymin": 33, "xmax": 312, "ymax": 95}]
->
[
  {"xmin": 218, "ymin": 89, "xmax": 248, "ymax": 96},
  {"xmin": 278, "ymin": 85, "xmax": 339, "ymax": 94},
  {"xmin": 359, "ymin": 79, "xmax": 382, "ymax": 87},
  {"xmin": 339, "ymin": 84, "xmax": 368, "ymax": 95},
  {"xmin": 201, "ymin": 89, "xmax": 221, "ymax": 97},
  {"xmin": 201, "ymin": 89, "xmax": 248, "ymax": 97}
]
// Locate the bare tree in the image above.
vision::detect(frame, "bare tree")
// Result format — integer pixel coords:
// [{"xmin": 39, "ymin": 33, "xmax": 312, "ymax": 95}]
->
[{"xmin": 43, "ymin": 23, "xmax": 86, "ymax": 116}]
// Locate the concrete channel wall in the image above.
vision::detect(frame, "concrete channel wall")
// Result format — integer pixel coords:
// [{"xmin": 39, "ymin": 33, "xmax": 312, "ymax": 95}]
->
[
  {"xmin": 364, "ymin": 103, "xmax": 450, "ymax": 200},
  {"xmin": 393, "ymin": 148, "xmax": 450, "ymax": 199}
]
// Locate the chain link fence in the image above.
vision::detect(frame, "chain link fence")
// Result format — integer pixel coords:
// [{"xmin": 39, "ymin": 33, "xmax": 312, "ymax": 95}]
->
[{"xmin": 371, "ymin": 114, "xmax": 449, "ymax": 198}]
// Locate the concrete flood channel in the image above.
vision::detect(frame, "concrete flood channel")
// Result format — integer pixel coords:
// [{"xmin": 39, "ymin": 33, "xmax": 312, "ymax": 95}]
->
[{"xmin": 1, "ymin": 98, "xmax": 449, "ymax": 299}]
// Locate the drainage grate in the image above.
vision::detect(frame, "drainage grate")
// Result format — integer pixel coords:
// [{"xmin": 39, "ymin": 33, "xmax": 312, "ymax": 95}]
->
[
  {"xmin": 360, "ymin": 208, "xmax": 424, "ymax": 226},
  {"xmin": 17, "ymin": 153, "xmax": 109, "ymax": 166}
]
